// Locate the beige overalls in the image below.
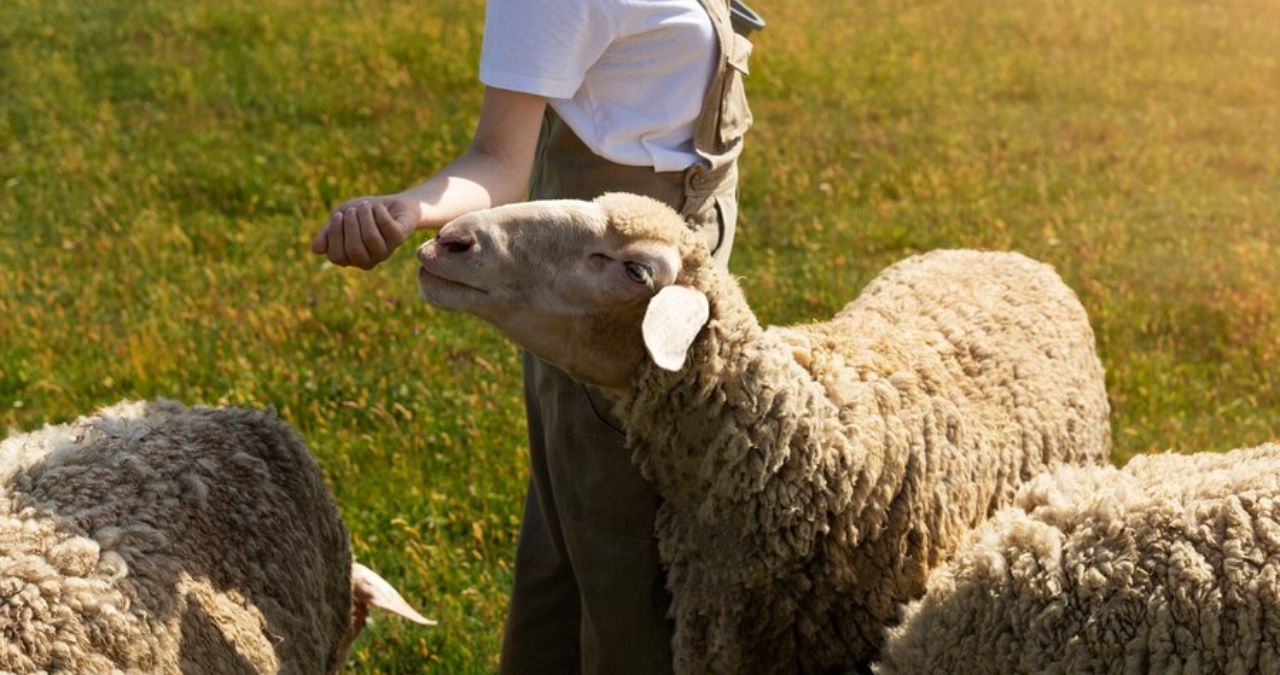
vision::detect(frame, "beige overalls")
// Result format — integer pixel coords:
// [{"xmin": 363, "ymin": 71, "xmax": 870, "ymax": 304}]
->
[{"xmin": 499, "ymin": 1, "xmax": 754, "ymax": 673}]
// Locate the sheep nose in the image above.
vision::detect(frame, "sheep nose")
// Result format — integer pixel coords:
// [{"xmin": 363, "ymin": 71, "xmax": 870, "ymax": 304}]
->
[{"xmin": 435, "ymin": 229, "xmax": 477, "ymax": 255}]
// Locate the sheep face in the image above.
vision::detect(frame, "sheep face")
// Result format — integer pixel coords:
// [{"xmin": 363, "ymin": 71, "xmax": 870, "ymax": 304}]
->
[{"xmin": 417, "ymin": 195, "xmax": 707, "ymax": 390}]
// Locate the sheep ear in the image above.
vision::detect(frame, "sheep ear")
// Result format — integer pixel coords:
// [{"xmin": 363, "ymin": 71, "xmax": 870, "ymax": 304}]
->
[
  {"xmin": 352, "ymin": 563, "xmax": 436, "ymax": 626},
  {"xmin": 642, "ymin": 285, "xmax": 709, "ymax": 371}
]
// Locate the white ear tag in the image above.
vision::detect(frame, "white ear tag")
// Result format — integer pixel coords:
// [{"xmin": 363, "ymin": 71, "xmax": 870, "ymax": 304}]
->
[
  {"xmin": 352, "ymin": 563, "xmax": 436, "ymax": 626},
  {"xmin": 642, "ymin": 285, "xmax": 710, "ymax": 371}
]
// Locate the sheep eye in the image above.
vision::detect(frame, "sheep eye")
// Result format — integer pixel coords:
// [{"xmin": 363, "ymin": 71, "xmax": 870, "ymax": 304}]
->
[{"xmin": 624, "ymin": 261, "xmax": 653, "ymax": 285}]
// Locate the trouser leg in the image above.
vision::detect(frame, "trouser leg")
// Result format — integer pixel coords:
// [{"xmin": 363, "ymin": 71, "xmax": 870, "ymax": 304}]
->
[
  {"xmin": 502, "ymin": 352, "xmax": 674, "ymax": 675},
  {"xmin": 499, "ymin": 359, "xmax": 584, "ymax": 675}
]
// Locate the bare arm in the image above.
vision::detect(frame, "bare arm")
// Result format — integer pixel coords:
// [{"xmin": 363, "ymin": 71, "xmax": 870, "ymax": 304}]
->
[{"xmin": 312, "ymin": 87, "xmax": 547, "ymax": 269}]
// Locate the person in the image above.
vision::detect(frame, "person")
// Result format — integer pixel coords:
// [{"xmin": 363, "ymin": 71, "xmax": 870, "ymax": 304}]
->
[{"xmin": 311, "ymin": 1, "xmax": 755, "ymax": 672}]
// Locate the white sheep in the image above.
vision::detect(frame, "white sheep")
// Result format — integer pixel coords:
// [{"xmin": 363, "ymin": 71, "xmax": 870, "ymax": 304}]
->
[
  {"xmin": 0, "ymin": 399, "xmax": 431, "ymax": 674},
  {"xmin": 877, "ymin": 442, "xmax": 1280, "ymax": 675},
  {"xmin": 416, "ymin": 193, "xmax": 1111, "ymax": 673}
]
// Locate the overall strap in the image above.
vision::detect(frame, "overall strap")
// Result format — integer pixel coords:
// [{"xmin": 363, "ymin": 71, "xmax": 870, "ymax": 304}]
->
[
  {"xmin": 689, "ymin": 0, "xmax": 754, "ymax": 167},
  {"xmin": 681, "ymin": 0, "xmax": 754, "ymax": 218}
]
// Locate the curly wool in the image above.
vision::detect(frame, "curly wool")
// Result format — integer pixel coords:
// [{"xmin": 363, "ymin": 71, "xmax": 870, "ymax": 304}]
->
[
  {"xmin": 878, "ymin": 442, "xmax": 1280, "ymax": 675},
  {"xmin": 614, "ymin": 234, "xmax": 1111, "ymax": 673},
  {"xmin": 0, "ymin": 400, "xmax": 353, "ymax": 674}
]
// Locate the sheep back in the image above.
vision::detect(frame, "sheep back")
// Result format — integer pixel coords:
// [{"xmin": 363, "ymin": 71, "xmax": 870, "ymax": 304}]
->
[
  {"xmin": 836, "ymin": 249, "xmax": 1111, "ymax": 495},
  {"xmin": 0, "ymin": 399, "xmax": 352, "ymax": 674},
  {"xmin": 880, "ymin": 443, "xmax": 1280, "ymax": 675}
]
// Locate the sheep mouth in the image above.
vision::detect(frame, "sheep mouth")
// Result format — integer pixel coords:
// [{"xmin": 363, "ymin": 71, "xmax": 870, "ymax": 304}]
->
[{"xmin": 417, "ymin": 266, "xmax": 489, "ymax": 302}]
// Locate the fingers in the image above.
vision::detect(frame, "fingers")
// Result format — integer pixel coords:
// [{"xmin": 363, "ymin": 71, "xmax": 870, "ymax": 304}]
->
[
  {"xmin": 373, "ymin": 203, "xmax": 407, "ymax": 249},
  {"xmin": 312, "ymin": 210, "xmax": 340, "ymax": 254},
  {"xmin": 358, "ymin": 204, "xmax": 389, "ymax": 263},
  {"xmin": 341, "ymin": 204, "xmax": 373, "ymax": 269},
  {"xmin": 327, "ymin": 210, "xmax": 346, "ymax": 265}
]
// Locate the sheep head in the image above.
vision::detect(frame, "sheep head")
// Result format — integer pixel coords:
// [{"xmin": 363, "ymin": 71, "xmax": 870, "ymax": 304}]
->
[{"xmin": 416, "ymin": 193, "xmax": 713, "ymax": 390}]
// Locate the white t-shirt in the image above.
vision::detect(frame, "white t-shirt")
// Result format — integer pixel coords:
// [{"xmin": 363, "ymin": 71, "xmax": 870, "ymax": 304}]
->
[{"xmin": 479, "ymin": 0, "xmax": 716, "ymax": 172}]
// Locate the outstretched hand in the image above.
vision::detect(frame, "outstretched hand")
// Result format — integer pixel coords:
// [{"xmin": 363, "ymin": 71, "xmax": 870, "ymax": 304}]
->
[{"xmin": 312, "ymin": 196, "xmax": 421, "ymax": 270}]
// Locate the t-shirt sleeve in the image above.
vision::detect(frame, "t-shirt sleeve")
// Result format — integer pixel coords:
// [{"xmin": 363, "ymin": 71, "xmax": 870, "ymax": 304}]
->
[{"xmin": 479, "ymin": 0, "xmax": 617, "ymax": 99}]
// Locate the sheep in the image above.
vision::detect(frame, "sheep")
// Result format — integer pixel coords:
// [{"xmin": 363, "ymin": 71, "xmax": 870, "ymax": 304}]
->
[
  {"xmin": 416, "ymin": 192, "xmax": 1111, "ymax": 673},
  {"xmin": 877, "ymin": 442, "xmax": 1280, "ymax": 675},
  {"xmin": 0, "ymin": 399, "xmax": 431, "ymax": 674}
]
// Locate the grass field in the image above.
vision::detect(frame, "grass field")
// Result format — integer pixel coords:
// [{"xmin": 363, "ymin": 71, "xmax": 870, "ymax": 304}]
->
[{"xmin": 2, "ymin": 0, "xmax": 1278, "ymax": 670}]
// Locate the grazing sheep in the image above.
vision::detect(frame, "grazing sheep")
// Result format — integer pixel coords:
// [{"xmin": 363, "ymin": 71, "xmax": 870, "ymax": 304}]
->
[
  {"xmin": 416, "ymin": 193, "xmax": 1111, "ymax": 673},
  {"xmin": 0, "ymin": 399, "xmax": 431, "ymax": 675},
  {"xmin": 878, "ymin": 442, "xmax": 1280, "ymax": 675}
]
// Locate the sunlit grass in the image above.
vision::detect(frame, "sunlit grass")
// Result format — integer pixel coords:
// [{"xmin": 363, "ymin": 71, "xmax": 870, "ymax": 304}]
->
[{"xmin": 2, "ymin": 0, "xmax": 1278, "ymax": 670}]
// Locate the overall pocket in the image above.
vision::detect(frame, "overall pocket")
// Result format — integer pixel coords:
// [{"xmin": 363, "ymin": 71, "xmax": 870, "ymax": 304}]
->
[{"xmin": 717, "ymin": 34, "xmax": 755, "ymax": 148}]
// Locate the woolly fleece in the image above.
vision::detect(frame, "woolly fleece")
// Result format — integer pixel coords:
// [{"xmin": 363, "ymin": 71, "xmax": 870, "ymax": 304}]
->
[
  {"xmin": 600, "ymin": 192, "xmax": 1112, "ymax": 674},
  {"xmin": 878, "ymin": 442, "xmax": 1280, "ymax": 675},
  {"xmin": 0, "ymin": 400, "xmax": 354, "ymax": 674}
]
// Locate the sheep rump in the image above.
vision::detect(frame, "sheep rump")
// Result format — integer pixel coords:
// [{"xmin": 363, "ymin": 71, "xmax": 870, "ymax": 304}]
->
[
  {"xmin": 878, "ymin": 443, "xmax": 1280, "ymax": 675},
  {"xmin": 0, "ymin": 399, "xmax": 353, "ymax": 674}
]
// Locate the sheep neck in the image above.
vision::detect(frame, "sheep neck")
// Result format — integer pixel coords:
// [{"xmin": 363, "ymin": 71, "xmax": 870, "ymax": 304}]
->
[{"xmin": 616, "ymin": 266, "xmax": 868, "ymax": 571}]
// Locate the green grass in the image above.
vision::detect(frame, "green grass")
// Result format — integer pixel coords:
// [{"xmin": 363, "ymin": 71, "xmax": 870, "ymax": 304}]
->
[{"xmin": 1, "ymin": 0, "xmax": 1278, "ymax": 670}]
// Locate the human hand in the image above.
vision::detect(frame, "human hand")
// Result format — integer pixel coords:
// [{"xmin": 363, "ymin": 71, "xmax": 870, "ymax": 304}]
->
[{"xmin": 311, "ymin": 195, "xmax": 422, "ymax": 270}]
